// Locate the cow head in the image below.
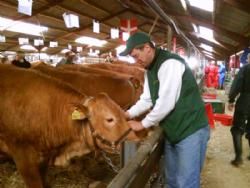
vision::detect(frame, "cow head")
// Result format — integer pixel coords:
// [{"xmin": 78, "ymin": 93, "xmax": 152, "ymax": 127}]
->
[
  {"xmin": 72, "ymin": 93, "xmax": 144, "ymax": 153},
  {"xmin": 53, "ymin": 93, "xmax": 148, "ymax": 167}
]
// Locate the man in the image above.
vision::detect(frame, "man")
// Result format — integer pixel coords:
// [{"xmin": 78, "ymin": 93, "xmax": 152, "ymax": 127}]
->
[
  {"xmin": 218, "ymin": 61, "xmax": 226, "ymax": 89},
  {"xmin": 228, "ymin": 53, "xmax": 250, "ymax": 167},
  {"xmin": 56, "ymin": 51, "xmax": 76, "ymax": 67},
  {"xmin": 120, "ymin": 32, "xmax": 209, "ymax": 188},
  {"xmin": 11, "ymin": 53, "xmax": 31, "ymax": 68}
]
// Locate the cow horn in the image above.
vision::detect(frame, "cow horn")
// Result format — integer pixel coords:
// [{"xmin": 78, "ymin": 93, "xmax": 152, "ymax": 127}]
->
[
  {"xmin": 83, "ymin": 96, "xmax": 94, "ymax": 107},
  {"xmin": 72, "ymin": 108, "xmax": 87, "ymax": 120}
]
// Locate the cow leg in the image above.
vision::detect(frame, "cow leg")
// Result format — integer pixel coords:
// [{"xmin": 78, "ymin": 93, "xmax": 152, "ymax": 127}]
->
[
  {"xmin": 230, "ymin": 128, "xmax": 243, "ymax": 167},
  {"xmin": 247, "ymin": 137, "xmax": 250, "ymax": 160},
  {"xmin": 0, "ymin": 139, "xmax": 11, "ymax": 162},
  {"xmin": 0, "ymin": 152, "xmax": 12, "ymax": 163},
  {"xmin": 10, "ymin": 146, "xmax": 48, "ymax": 188},
  {"xmin": 246, "ymin": 132, "xmax": 250, "ymax": 160}
]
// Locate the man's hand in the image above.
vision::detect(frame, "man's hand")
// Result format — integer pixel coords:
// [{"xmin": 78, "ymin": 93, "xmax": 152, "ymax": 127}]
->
[
  {"xmin": 228, "ymin": 103, "xmax": 234, "ymax": 111},
  {"xmin": 128, "ymin": 120, "xmax": 145, "ymax": 131},
  {"xmin": 124, "ymin": 111, "xmax": 131, "ymax": 120}
]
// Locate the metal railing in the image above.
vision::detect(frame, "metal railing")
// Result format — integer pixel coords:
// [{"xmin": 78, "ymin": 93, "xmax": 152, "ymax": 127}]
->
[{"xmin": 107, "ymin": 127, "xmax": 164, "ymax": 188}]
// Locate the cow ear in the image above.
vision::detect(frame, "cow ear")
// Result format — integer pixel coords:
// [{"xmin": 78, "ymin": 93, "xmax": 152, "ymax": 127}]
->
[{"xmin": 71, "ymin": 106, "xmax": 88, "ymax": 120}]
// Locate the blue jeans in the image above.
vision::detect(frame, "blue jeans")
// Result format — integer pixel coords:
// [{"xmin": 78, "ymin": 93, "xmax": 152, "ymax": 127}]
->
[{"xmin": 164, "ymin": 125, "xmax": 210, "ymax": 188}]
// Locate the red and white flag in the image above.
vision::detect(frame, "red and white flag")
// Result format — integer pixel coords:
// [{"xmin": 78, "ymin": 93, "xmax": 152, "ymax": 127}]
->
[
  {"xmin": 120, "ymin": 18, "xmax": 137, "ymax": 34},
  {"xmin": 120, "ymin": 18, "xmax": 137, "ymax": 42}
]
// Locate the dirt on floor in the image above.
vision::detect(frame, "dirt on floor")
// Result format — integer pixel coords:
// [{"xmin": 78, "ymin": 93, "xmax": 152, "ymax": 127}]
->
[
  {"xmin": 0, "ymin": 153, "xmax": 119, "ymax": 188},
  {"xmin": 201, "ymin": 89, "xmax": 250, "ymax": 188},
  {"xmin": 201, "ymin": 122, "xmax": 250, "ymax": 188}
]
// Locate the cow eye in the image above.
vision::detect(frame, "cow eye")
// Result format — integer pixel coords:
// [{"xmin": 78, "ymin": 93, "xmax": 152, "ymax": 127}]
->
[{"xmin": 106, "ymin": 118, "xmax": 114, "ymax": 123}]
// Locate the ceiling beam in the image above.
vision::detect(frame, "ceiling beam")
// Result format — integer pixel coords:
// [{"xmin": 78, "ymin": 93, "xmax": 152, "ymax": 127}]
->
[
  {"xmin": 223, "ymin": 0, "xmax": 250, "ymax": 14},
  {"xmin": 173, "ymin": 15, "xmax": 247, "ymax": 45},
  {"xmin": 149, "ymin": 5, "xmax": 248, "ymax": 45},
  {"xmin": 178, "ymin": 25, "xmax": 238, "ymax": 52},
  {"xmin": 197, "ymin": 47, "xmax": 225, "ymax": 60},
  {"xmin": 187, "ymin": 34, "xmax": 231, "ymax": 57}
]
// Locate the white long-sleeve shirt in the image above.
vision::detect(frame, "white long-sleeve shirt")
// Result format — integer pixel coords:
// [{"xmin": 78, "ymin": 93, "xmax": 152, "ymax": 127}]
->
[{"xmin": 127, "ymin": 59, "xmax": 185, "ymax": 128}]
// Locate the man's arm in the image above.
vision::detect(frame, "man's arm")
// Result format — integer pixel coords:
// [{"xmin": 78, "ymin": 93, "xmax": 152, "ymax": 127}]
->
[
  {"xmin": 141, "ymin": 59, "xmax": 185, "ymax": 128},
  {"xmin": 127, "ymin": 72, "xmax": 153, "ymax": 119},
  {"xmin": 228, "ymin": 67, "xmax": 244, "ymax": 103}
]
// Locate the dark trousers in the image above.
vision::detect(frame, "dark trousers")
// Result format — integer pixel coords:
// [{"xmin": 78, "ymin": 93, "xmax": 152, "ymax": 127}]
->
[{"xmin": 230, "ymin": 112, "xmax": 250, "ymax": 162}]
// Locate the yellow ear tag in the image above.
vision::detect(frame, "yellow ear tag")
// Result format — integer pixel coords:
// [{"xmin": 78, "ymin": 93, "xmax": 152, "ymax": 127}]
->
[{"xmin": 72, "ymin": 109, "xmax": 86, "ymax": 120}]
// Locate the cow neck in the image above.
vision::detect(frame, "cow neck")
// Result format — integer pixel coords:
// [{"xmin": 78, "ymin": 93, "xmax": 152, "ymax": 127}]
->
[
  {"xmin": 127, "ymin": 79, "xmax": 136, "ymax": 109},
  {"xmin": 83, "ymin": 121, "xmax": 96, "ymax": 151}
]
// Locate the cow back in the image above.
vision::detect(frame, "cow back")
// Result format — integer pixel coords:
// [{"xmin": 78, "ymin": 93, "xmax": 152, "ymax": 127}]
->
[
  {"xmin": 83, "ymin": 62, "xmax": 145, "ymax": 83},
  {"xmin": 33, "ymin": 63, "xmax": 141, "ymax": 109}
]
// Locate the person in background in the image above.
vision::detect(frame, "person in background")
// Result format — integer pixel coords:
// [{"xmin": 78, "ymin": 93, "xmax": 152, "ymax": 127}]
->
[
  {"xmin": 56, "ymin": 51, "xmax": 75, "ymax": 67},
  {"xmin": 228, "ymin": 53, "xmax": 250, "ymax": 167},
  {"xmin": 11, "ymin": 53, "xmax": 31, "ymax": 68},
  {"xmin": 207, "ymin": 61, "xmax": 219, "ymax": 88},
  {"xmin": 204, "ymin": 63, "xmax": 210, "ymax": 87},
  {"xmin": 218, "ymin": 61, "xmax": 226, "ymax": 89},
  {"xmin": 120, "ymin": 32, "xmax": 210, "ymax": 188}
]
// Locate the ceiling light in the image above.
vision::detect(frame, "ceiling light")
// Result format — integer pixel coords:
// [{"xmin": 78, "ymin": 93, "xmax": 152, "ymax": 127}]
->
[
  {"xmin": 20, "ymin": 44, "xmax": 37, "ymax": 51},
  {"xmin": 180, "ymin": 0, "xmax": 187, "ymax": 10},
  {"xmin": 200, "ymin": 44, "xmax": 213, "ymax": 52},
  {"xmin": 75, "ymin": 36, "xmax": 107, "ymax": 47},
  {"xmin": 192, "ymin": 24, "xmax": 198, "ymax": 33},
  {"xmin": 188, "ymin": 0, "xmax": 214, "ymax": 12},
  {"xmin": 199, "ymin": 26, "xmax": 213, "ymax": 39},
  {"xmin": 41, "ymin": 47, "xmax": 48, "ymax": 52},
  {"xmin": 0, "ymin": 16, "xmax": 48, "ymax": 36},
  {"xmin": 61, "ymin": 49, "xmax": 71, "ymax": 53}
]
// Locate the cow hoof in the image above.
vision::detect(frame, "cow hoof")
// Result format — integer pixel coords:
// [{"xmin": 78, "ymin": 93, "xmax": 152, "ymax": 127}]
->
[
  {"xmin": 230, "ymin": 159, "xmax": 243, "ymax": 167},
  {"xmin": 88, "ymin": 181, "xmax": 106, "ymax": 188}
]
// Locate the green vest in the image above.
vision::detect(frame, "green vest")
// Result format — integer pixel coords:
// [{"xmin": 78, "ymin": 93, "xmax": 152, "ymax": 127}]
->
[{"xmin": 147, "ymin": 48, "xmax": 208, "ymax": 144}]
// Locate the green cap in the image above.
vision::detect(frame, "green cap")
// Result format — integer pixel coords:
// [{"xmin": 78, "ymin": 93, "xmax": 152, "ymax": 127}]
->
[{"xmin": 119, "ymin": 32, "xmax": 151, "ymax": 56}]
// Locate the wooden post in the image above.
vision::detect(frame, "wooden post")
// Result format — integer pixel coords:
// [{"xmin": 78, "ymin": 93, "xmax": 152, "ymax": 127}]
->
[
  {"xmin": 167, "ymin": 25, "xmax": 172, "ymax": 51},
  {"xmin": 108, "ymin": 127, "xmax": 164, "ymax": 188}
]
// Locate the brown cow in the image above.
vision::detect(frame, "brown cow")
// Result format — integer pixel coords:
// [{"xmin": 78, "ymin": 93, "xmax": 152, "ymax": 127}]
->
[
  {"xmin": 82, "ymin": 62, "xmax": 145, "ymax": 83},
  {"xmin": 57, "ymin": 63, "xmax": 143, "ymax": 91},
  {"xmin": 0, "ymin": 64, "xmax": 136, "ymax": 188},
  {"xmin": 33, "ymin": 63, "xmax": 141, "ymax": 109}
]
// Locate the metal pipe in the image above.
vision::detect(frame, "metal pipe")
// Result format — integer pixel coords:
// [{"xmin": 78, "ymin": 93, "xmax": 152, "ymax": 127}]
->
[{"xmin": 143, "ymin": 0, "xmax": 200, "ymax": 53}]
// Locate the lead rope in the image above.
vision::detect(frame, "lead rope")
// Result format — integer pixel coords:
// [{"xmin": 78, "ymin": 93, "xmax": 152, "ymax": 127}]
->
[{"xmin": 101, "ymin": 150, "xmax": 120, "ymax": 173}]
